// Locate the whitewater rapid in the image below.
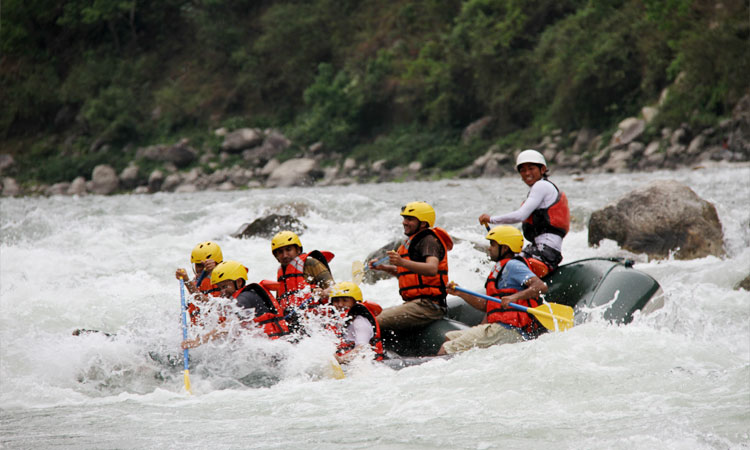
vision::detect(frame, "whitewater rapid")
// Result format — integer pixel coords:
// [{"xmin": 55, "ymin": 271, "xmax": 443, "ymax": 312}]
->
[{"xmin": 1, "ymin": 164, "xmax": 748, "ymax": 449}]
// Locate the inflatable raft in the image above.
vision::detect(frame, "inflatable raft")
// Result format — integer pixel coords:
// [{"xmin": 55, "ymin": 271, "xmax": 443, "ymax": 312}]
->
[{"xmin": 382, "ymin": 257, "xmax": 663, "ymax": 358}]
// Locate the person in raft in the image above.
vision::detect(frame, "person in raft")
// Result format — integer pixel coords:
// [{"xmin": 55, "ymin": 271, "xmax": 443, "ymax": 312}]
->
[
  {"xmin": 181, "ymin": 260, "xmax": 289, "ymax": 348},
  {"xmin": 370, "ymin": 201, "xmax": 453, "ymax": 331},
  {"xmin": 270, "ymin": 231, "xmax": 335, "ymax": 327},
  {"xmin": 175, "ymin": 241, "xmax": 223, "ymax": 326},
  {"xmin": 437, "ymin": 226, "xmax": 548, "ymax": 355},
  {"xmin": 478, "ymin": 149, "xmax": 570, "ymax": 277},
  {"xmin": 329, "ymin": 281, "xmax": 384, "ymax": 364}
]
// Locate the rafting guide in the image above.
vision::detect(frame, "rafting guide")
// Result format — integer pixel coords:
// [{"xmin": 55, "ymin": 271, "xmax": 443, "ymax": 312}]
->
[{"xmin": 479, "ymin": 149, "xmax": 570, "ymax": 277}]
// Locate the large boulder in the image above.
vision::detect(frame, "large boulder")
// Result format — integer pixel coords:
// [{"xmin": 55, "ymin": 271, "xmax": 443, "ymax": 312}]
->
[
  {"xmin": 90, "ymin": 165, "xmax": 119, "ymax": 195},
  {"xmin": 222, "ymin": 128, "xmax": 264, "ymax": 152},
  {"xmin": 231, "ymin": 214, "xmax": 307, "ymax": 239},
  {"xmin": 588, "ymin": 180, "xmax": 725, "ymax": 260},
  {"xmin": 265, "ymin": 158, "xmax": 321, "ymax": 188},
  {"xmin": 360, "ymin": 239, "xmax": 403, "ymax": 284}
]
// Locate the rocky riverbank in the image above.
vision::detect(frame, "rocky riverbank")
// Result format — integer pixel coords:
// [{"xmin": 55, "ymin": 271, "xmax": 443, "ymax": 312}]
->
[{"xmin": 2, "ymin": 94, "xmax": 748, "ymax": 198}]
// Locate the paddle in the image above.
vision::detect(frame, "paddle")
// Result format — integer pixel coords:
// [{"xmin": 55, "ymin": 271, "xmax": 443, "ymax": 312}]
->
[
  {"xmin": 179, "ymin": 279, "xmax": 193, "ymax": 394},
  {"xmin": 329, "ymin": 358, "xmax": 346, "ymax": 380},
  {"xmin": 352, "ymin": 256, "xmax": 390, "ymax": 284},
  {"xmin": 453, "ymin": 286, "xmax": 574, "ymax": 331}
]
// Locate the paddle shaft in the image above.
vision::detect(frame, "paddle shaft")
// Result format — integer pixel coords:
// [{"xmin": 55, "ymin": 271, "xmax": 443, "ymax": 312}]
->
[
  {"xmin": 179, "ymin": 279, "xmax": 192, "ymax": 393},
  {"xmin": 454, "ymin": 286, "xmax": 572, "ymax": 324}
]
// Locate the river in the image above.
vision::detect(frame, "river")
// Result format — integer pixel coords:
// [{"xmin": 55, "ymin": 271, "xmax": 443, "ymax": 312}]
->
[{"xmin": 1, "ymin": 164, "xmax": 749, "ymax": 449}]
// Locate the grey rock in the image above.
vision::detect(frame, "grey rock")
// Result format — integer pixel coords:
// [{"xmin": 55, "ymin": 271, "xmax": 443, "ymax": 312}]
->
[
  {"xmin": 231, "ymin": 214, "xmax": 307, "ymax": 239},
  {"xmin": 161, "ymin": 173, "xmax": 182, "ymax": 192},
  {"xmin": 316, "ymin": 166, "xmax": 340, "ymax": 186},
  {"xmin": 266, "ymin": 158, "xmax": 320, "ymax": 188},
  {"xmin": 601, "ymin": 150, "xmax": 631, "ymax": 173},
  {"xmin": 163, "ymin": 139, "xmax": 197, "ymax": 168},
  {"xmin": 611, "ymin": 118, "xmax": 645, "ymax": 148},
  {"xmin": 641, "ymin": 106, "xmax": 659, "ymax": 123},
  {"xmin": 588, "ymin": 179, "xmax": 725, "ymax": 260},
  {"xmin": 736, "ymin": 273, "xmax": 750, "ymax": 291},
  {"xmin": 148, "ymin": 170, "xmax": 164, "ymax": 193},
  {"xmin": 174, "ymin": 184, "xmax": 198, "ymax": 193},
  {"xmin": 260, "ymin": 159, "xmax": 281, "ymax": 176},
  {"xmin": 687, "ymin": 135, "xmax": 706, "ymax": 156},
  {"xmin": 216, "ymin": 181, "xmax": 236, "ymax": 191},
  {"xmin": 309, "ymin": 141, "xmax": 324, "ymax": 153},
  {"xmin": 67, "ymin": 177, "xmax": 87, "ymax": 196},
  {"xmin": 183, "ymin": 167, "xmax": 203, "ymax": 184},
  {"xmin": 2, "ymin": 178, "xmax": 21, "ymax": 196},
  {"xmin": 133, "ymin": 186, "xmax": 149, "ymax": 194},
  {"xmin": 119, "ymin": 165, "xmax": 140, "ymax": 190},
  {"xmin": 628, "ymin": 141, "xmax": 645, "ymax": 157},
  {"xmin": 342, "ymin": 157, "xmax": 357, "ymax": 172},
  {"xmin": 372, "ymin": 159, "xmax": 387, "ymax": 173},
  {"xmin": 222, "ymin": 128, "xmax": 263, "ymax": 152},
  {"xmin": 91, "ymin": 165, "xmax": 119, "ymax": 195},
  {"xmin": 46, "ymin": 182, "xmax": 70, "ymax": 196},
  {"xmin": 670, "ymin": 128, "xmax": 690, "ymax": 146},
  {"xmin": 361, "ymin": 238, "xmax": 404, "ymax": 284},
  {"xmin": 408, "ymin": 161, "xmax": 423, "ymax": 172}
]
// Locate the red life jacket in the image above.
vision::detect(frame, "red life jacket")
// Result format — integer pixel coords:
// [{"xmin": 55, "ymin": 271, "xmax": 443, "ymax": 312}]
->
[
  {"xmin": 336, "ymin": 301, "xmax": 384, "ymax": 361},
  {"xmin": 276, "ymin": 250, "xmax": 334, "ymax": 312},
  {"xmin": 233, "ymin": 283, "xmax": 290, "ymax": 339},
  {"xmin": 522, "ymin": 180, "xmax": 570, "ymax": 241},
  {"xmin": 396, "ymin": 228, "xmax": 453, "ymax": 305},
  {"xmin": 484, "ymin": 257, "xmax": 541, "ymax": 335}
]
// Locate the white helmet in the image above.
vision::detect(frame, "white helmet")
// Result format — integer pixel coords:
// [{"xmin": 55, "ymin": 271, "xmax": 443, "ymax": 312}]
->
[{"xmin": 515, "ymin": 149, "xmax": 547, "ymax": 170}]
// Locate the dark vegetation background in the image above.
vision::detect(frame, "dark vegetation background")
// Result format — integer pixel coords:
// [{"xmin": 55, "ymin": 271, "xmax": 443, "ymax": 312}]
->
[{"xmin": 2, "ymin": 0, "xmax": 748, "ymax": 184}]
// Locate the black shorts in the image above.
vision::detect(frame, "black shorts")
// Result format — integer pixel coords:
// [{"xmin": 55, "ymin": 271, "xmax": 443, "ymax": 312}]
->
[{"xmin": 521, "ymin": 243, "xmax": 563, "ymax": 271}]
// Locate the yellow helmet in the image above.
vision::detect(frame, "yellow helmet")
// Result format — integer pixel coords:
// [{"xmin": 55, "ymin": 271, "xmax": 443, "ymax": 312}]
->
[
  {"xmin": 210, "ymin": 260, "xmax": 248, "ymax": 285},
  {"xmin": 191, "ymin": 241, "xmax": 223, "ymax": 264},
  {"xmin": 486, "ymin": 226, "xmax": 524, "ymax": 253},
  {"xmin": 329, "ymin": 281, "xmax": 363, "ymax": 302},
  {"xmin": 271, "ymin": 230, "xmax": 302, "ymax": 252},
  {"xmin": 400, "ymin": 201, "xmax": 436, "ymax": 228}
]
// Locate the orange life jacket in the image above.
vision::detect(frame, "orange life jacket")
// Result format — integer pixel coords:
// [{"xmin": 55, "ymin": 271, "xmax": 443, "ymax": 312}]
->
[
  {"xmin": 522, "ymin": 180, "xmax": 570, "ymax": 241},
  {"xmin": 396, "ymin": 228, "xmax": 453, "ymax": 305},
  {"xmin": 233, "ymin": 283, "xmax": 290, "ymax": 339},
  {"xmin": 276, "ymin": 250, "xmax": 334, "ymax": 312},
  {"xmin": 336, "ymin": 301, "xmax": 384, "ymax": 361},
  {"xmin": 198, "ymin": 277, "xmax": 221, "ymax": 297},
  {"xmin": 484, "ymin": 257, "xmax": 541, "ymax": 336}
]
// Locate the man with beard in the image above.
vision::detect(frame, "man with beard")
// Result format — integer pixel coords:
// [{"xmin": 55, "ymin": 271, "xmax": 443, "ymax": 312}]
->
[{"xmin": 370, "ymin": 201, "xmax": 453, "ymax": 331}]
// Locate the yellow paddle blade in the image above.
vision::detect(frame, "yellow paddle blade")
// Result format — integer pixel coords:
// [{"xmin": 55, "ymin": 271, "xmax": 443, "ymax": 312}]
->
[
  {"xmin": 329, "ymin": 359, "xmax": 346, "ymax": 380},
  {"xmin": 183, "ymin": 370, "xmax": 192, "ymax": 394},
  {"xmin": 528, "ymin": 302, "xmax": 575, "ymax": 332},
  {"xmin": 351, "ymin": 261, "xmax": 365, "ymax": 285}
]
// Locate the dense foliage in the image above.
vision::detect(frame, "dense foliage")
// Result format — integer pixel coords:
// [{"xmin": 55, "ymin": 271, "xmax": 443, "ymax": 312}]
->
[{"xmin": 1, "ymin": 0, "xmax": 748, "ymax": 183}]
